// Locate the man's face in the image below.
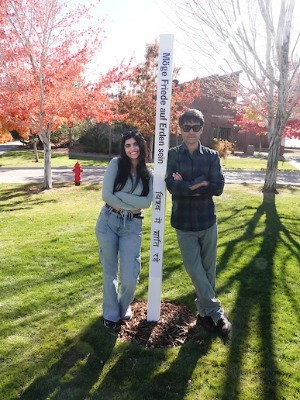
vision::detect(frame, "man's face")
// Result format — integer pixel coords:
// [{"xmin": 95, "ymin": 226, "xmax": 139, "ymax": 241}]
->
[{"xmin": 180, "ymin": 119, "xmax": 203, "ymax": 146}]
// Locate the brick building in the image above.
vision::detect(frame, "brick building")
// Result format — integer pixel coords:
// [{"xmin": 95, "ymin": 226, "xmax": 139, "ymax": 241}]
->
[{"xmin": 171, "ymin": 72, "xmax": 269, "ymax": 152}]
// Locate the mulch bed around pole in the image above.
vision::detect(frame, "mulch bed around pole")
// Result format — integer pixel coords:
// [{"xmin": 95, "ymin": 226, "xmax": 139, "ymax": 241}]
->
[{"xmin": 117, "ymin": 300, "xmax": 204, "ymax": 348}]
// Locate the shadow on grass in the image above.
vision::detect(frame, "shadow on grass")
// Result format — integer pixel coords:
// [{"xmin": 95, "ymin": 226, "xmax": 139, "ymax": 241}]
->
[
  {"xmin": 7, "ymin": 187, "xmax": 299, "ymax": 399},
  {"xmin": 18, "ymin": 318, "xmax": 118, "ymax": 400},
  {"xmin": 0, "ymin": 149, "xmax": 37, "ymax": 164},
  {"xmin": 91, "ymin": 331, "xmax": 214, "ymax": 400},
  {"xmin": 0, "ymin": 183, "xmax": 100, "ymax": 213},
  {"xmin": 88, "ymin": 293, "xmax": 217, "ymax": 400},
  {"xmin": 15, "ymin": 305, "xmax": 216, "ymax": 400},
  {"xmin": 80, "ymin": 182, "xmax": 101, "ymax": 191},
  {"xmin": 218, "ymin": 193, "xmax": 300, "ymax": 400},
  {"xmin": 0, "ymin": 184, "xmax": 65, "ymax": 212}
]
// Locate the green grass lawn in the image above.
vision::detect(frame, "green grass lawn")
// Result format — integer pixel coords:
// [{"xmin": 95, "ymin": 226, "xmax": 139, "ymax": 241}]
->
[
  {"xmin": 0, "ymin": 149, "xmax": 109, "ymax": 167},
  {"xmin": 0, "ymin": 182, "xmax": 299, "ymax": 400},
  {"xmin": 0, "ymin": 148, "xmax": 298, "ymax": 170},
  {"xmin": 220, "ymin": 155, "xmax": 297, "ymax": 170}
]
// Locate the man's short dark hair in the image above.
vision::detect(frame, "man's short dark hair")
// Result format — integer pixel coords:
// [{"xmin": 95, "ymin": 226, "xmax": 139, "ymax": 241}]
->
[{"xmin": 179, "ymin": 109, "xmax": 205, "ymax": 128}]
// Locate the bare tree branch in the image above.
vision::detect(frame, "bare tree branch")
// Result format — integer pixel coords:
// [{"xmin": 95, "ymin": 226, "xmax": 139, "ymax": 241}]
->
[{"xmin": 169, "ymin": 0, "xmax": 300, "ymax": 193}]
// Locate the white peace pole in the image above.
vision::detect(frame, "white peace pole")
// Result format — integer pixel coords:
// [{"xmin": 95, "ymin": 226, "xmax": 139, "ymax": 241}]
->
[{"xmin": 147, "ymin": 34, "xmax": 174, "ymax": 321}]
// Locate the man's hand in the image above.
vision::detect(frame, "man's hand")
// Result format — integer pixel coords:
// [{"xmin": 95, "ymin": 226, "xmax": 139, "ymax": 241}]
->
[
  {"xmin": 172, "ymin": 172, "xmax": 209, "ymax": 190},
  {"xmin": 189, "ymin": 180, "xmax": 209, "ymax": 190}
]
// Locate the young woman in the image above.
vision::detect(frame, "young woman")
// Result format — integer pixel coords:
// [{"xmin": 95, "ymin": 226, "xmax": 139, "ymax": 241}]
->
[{"xmin": 96, "ymin": 130, "xmax": 153, "ymax": 331}]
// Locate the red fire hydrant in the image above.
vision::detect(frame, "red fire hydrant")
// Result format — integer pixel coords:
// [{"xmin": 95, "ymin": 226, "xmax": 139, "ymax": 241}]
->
[{"xmin": 73, "ymin": 161, "xmax": 83, "ymax": 186}]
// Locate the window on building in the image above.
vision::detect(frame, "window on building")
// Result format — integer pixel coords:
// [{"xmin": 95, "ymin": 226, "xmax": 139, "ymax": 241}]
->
[{"xmin": 212, "ymin": 127, "xmax": 231, "ymax": 141}]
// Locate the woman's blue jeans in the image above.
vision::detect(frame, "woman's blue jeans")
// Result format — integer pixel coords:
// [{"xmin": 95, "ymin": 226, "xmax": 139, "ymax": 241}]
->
[{"xmin": 96, "ymin": 206, "xmax": 142, "ymax": 322}]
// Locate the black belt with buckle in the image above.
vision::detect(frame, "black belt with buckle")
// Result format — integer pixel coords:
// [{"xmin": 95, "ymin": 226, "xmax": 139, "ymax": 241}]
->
[{"xmin": 105, "ymin": 204, "xmax": 144, "ymax": 219}]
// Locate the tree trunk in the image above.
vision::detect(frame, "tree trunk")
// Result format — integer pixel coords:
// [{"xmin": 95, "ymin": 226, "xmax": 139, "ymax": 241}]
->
[
  {"xmin": 259, "ymin": 136, "xmax": 262, "ymax": 153},
  {"xmin": 263, "ymin": 132, "xmax": 281, "ymax": 194},
  {"xmin": 33, "ymin": 138, "xmax": 39, "ymax": 162},
  {"xmin": 263, "ymin": 191, "xmax": 276, "ymax": 206},
  {"xmin": 108, "ymin": 125, "xmax": 112, "ymax": 158},
  {"xmin": 148, "ymin": 135, "xmax": 154, "ymax": 162},
  {"xmin": 69, "ymin": 127, "xmax": 73, "ymax": 149},
  {"xmin": 40, "ymin": 131, "xmax": 52, "ymax": 189}
]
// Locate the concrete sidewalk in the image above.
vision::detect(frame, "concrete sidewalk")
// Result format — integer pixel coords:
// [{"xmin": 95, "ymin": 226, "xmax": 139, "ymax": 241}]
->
[
  {"xmin": 0, "ymin": 166, "xmax": 299, "ymax": 185},
  {"xmin": 0, "ymin": 166, "xmax": 106, "ymax": 184}
]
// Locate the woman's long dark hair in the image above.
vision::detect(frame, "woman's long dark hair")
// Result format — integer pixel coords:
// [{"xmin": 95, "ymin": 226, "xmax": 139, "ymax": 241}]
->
[{"xmin": 113, "ymin": 130, "xmax": 151, "ymax": 196}]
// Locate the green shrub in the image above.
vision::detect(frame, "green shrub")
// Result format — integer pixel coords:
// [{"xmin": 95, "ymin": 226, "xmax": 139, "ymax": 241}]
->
[{"xmin": 213, "ymin": 138, "xmax": 236, "ymax": 159}]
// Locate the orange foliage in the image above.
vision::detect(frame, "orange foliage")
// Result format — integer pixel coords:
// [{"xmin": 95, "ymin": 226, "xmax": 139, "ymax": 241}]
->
[
  {"xmin": 0, "ymin": 134, "xmax": 13, "ymax": 143},
  {"xmin": 0, "ymin": 0, "xmax": 129, "ymax": 139},
  {"xmin": 117, "ymin": 41, "xmax": 201, "ymax": 138}
]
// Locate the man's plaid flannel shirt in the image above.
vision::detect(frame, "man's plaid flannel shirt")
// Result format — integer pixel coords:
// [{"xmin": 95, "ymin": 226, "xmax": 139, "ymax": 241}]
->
[{"xmin": 165, "ymin": 142, "xmax": 224, "ymax": 232}]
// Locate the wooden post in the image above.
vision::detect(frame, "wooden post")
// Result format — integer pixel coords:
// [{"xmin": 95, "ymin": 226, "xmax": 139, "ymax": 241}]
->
[{"xmin": 147, "ymin": 34, "xmax": 174, "ymax": 321}]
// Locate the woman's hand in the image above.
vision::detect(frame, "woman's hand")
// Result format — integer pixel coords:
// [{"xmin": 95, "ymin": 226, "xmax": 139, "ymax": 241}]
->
[{"xmin": 172, "ymin": 172, "xmax": 182, "ymax": 181}]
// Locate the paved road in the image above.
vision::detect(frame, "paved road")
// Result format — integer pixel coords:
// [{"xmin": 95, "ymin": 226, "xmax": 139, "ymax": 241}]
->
[
  {"xmin": 0, "ymin": 141, "xmax": 299, "ymax": 185},
  {"xmin": 0, "ymin": 142, "xmax": 22, "ymax": 155},
  {"xmin": 0, "ymin": 166, "xmax": 299, "ymax": 185}
]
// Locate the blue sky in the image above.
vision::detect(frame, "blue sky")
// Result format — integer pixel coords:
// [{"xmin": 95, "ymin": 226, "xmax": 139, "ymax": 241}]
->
[
  {"xmin": 91, "ymin": 0, "xmax": 196, "ymax": 83},
  {"xmin": 86, "ymin": 0, "xmax": 300, "ymax": 86}
]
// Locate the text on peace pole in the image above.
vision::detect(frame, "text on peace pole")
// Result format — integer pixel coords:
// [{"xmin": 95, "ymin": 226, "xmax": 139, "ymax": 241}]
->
[{"xmin": 157, "ymin": 52, "xmax": 171, "ymax": 164}]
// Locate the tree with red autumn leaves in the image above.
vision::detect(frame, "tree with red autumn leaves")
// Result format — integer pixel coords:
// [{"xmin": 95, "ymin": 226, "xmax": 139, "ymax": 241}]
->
[
  {"xmin": 117, "ymin": 41, "xmax": 201, "ymax": 160},
  {"xmin": 232, "ymin": 94, "xmax": 300, "ymax": 151},
  {"xmin": 232, "ymin": 85, "xmax": 300, "ymax": 140},
  {"xmin": 232, "ymin": 111, "xmax": 267, "ymax": 136},
  {"xmin": 231, "ymin": 109, "xmax": 267, "ymax": 152},
  {"xmin": 0, "ymin": 0, "xmax": 128, "ymax": 189}
]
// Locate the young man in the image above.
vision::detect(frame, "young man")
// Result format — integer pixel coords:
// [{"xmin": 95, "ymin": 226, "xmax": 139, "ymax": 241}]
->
[{"xmin": 165, "ymin": 109, "xmax": 232, "ymax": 335}]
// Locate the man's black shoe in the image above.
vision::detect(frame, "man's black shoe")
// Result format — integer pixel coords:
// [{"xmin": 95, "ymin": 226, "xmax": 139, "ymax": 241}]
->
[
  {"xmin": 216, "ymin": 315, "xmax": 232, "ymax": 335},
  {"xmin": 198, "ymin": 315, "xmax": 216, "ymax": 333}
]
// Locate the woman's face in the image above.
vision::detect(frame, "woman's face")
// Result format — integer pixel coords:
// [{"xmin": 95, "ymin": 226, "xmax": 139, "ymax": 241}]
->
[{"xmin": 124, "ymin": 137, "xmax": 140, "ymax": 161}]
